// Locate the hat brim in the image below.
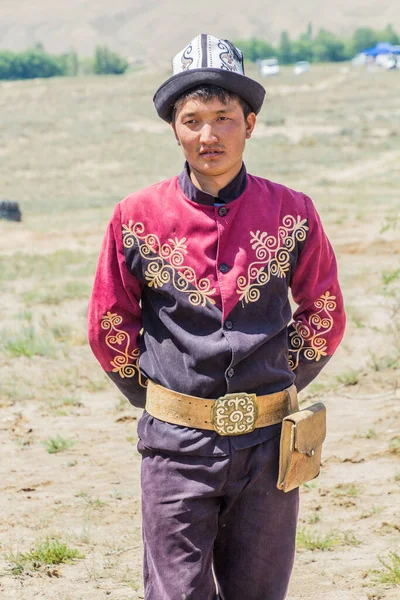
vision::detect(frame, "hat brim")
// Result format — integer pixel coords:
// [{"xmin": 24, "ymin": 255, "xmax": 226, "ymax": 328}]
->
[{"xmin": 153, "ymin": 68, "xmax": 265, "ymax": 122}]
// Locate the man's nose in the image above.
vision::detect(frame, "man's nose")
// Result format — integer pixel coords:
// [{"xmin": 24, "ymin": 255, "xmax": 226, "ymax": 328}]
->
[{"xmin": 199, "ymin": 123, "xmax": 218, "ymax": 144}]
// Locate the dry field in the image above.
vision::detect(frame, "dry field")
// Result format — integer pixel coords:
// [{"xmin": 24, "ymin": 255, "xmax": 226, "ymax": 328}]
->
[{"xmin": 0, "ymin": 63, "xmax": 399, "ymax": 599}]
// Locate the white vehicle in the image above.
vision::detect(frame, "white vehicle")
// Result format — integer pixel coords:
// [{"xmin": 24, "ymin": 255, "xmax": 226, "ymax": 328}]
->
[
  {"xmin": 376, "ymin": 53, "xmax": 398, "ymax": 69},
  {"xmin": 294, "ymin": 61, "xmax": 310, "ymax": 75},
  {"xmin": 259, "ymin": 58, "xmax": 280, "ymax": 76}
]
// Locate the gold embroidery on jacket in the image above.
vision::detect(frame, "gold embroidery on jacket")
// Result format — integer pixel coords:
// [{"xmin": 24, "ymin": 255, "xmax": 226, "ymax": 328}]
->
[
  {"xmin": 122, "ymin": 221, "xmax": 216, "ymax": 307},
  {"xmin": 237, "ymin": 215, "xmax": 308, "ymax": 304},
  {"xmin": 288, "ymin": 291, "xmax": 336, "ymax": 370},
  {"xmin": 101, "ymin": 311, "xmax": 147, "ymax": 387}
]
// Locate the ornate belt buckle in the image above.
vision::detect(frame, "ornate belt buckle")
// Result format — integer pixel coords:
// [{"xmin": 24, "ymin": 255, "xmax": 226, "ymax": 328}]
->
[{"xmin": 211, "ymin": 392, "xmax": 258, "ymax": 436}]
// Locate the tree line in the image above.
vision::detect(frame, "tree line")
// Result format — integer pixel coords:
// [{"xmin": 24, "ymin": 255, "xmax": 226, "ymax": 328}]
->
[
  {"xmin": 1, "ymin": 24, "xmax": 399, "ymax": 81},
  {"xmin": 0, "ymin": 44, "xmax": 128, "ymax": 80},
  {"xmin": 235, "ymin": 24, "xmax": 400, "ymax": 64}
]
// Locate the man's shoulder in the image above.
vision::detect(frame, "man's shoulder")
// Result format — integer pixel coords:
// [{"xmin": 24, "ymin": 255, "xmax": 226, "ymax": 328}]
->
[
  {"xmin": 248, "ymin": 173, "xmax": 308, "ymax": 206},
  {"xmin": 119, "ymin": 176, "xmax": 179, "ymax": 211},
  {"xmin": 248, "ymin": 175, "xmax": 312, "ymax": 215}
]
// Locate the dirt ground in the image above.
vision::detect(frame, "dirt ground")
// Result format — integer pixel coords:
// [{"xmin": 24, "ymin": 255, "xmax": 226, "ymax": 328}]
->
[{"xmin": 0, "ymin": 63, "xmax": 399, "ymax": 599}]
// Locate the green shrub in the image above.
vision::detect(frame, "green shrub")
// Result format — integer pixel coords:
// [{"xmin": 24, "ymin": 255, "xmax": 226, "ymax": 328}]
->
[
  {"xmin": 7, "ymin": 538, "xmax": 84, "ymax": 574},
  {"xmin": 93, "ymin": 45, "xmax": 128, "ymax": 75},
  {"xmin": 233, "ymin": 38, "xmax": 277, "ymax": 62},
  {"xmin": 374, "ymin": 552, "xmax": 400, "ymax": 586},
  {"xmin": 0, "ymin": 48, "xmax": 66, "ymax": 80},
  {"xmin": 42, "ymin": 436, "xmax": 75, "ymax": 454}
]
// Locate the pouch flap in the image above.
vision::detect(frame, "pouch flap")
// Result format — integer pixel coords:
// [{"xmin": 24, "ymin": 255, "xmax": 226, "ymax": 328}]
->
[{"xmin": 284, "ymin": 403, "xmax": 326, "ymax": 456}]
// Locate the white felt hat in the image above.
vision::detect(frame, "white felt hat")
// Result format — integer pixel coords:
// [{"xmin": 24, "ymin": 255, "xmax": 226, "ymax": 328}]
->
[{"xmin": 153, "ymin": 34, "xmax": 265, "ymax": 122}]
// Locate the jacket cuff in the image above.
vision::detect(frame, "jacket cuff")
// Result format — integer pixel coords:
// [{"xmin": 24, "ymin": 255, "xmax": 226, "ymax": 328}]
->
[
  {"xmin": 106, "ymin": 371, "xmax": 147, "ymax": 409},
  {"xmin": 291, "ymin": 355, "xmax": 331, "ymax": 392}
]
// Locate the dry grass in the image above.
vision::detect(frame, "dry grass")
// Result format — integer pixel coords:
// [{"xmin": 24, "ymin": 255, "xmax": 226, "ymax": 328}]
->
[{"xmin": 0, "ymin": 63, "xmax": 399, "ymax": 600}]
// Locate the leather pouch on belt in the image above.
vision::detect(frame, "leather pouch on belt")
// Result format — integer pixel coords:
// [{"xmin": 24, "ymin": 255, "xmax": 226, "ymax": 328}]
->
[{"xmin": 277, "ymin": 402, "xmax": 326, "ymax": 493}]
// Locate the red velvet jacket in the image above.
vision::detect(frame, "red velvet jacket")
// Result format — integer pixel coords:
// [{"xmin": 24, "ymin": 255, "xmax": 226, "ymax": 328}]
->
[{"xmin": 87, "ymin": 164, "xmax": 345, "ymax": 455}]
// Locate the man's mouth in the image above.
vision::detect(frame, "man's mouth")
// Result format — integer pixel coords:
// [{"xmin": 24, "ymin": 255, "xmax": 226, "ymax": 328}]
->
[{"xmin": 199, "ymin": 149, "xmax": 223, "ymax": 156}]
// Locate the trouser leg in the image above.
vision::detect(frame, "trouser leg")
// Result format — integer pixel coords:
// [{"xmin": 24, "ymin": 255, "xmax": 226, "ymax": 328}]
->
[
  {"xmin": 214, "ymin": 435, "xmax": 299, "ymax": 600},
  {"xmin": 140, "ymin": 447, "xmax": 228, "ymax": 600}
]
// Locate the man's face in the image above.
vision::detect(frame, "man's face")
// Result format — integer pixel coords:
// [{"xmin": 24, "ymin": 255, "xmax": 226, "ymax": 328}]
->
[{"xmin": 172, "ymin": 96, "xmax": 256, "ymax": 184}]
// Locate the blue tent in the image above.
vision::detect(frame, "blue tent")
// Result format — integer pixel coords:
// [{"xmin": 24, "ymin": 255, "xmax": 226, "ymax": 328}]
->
[{"xmin": 362, "ymin": 42, "xmax": 400, "ymax": 56}]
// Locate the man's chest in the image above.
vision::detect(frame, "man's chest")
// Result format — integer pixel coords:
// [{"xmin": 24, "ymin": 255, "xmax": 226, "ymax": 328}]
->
[{"xmin": 120, "ymin": 190, "xmax": 308, "ymax": 318}]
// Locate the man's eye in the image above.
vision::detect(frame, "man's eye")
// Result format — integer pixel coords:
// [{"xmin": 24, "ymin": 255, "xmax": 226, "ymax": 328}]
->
[
  {"xmin": 217, "ymin": 116, "xmax": 228, "ymax": 121},
  {"xmin": 184, "ymin": 120, "xmax": 197, "ymax": 125}
]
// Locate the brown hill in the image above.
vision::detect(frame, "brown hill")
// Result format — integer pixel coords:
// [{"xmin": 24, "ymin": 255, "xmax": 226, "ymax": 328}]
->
[{"xmin": 1, "ymin": 0, "xmax": 399, "ymax": 61}]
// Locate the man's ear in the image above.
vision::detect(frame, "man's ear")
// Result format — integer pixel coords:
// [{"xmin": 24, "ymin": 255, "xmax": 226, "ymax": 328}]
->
[
  {"xmin": 171, "ymin": 122, "xmax": 181, "ymax": 145},
  {"xmin": 245, "ymin": 112, "xmax": 256, "ymax": 139}
]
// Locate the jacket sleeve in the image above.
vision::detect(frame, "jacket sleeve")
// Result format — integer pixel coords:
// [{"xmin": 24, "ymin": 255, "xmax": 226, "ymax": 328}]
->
[
  {"xmin": 288, "ymin": 194, "xmax": 346, "ymax": 392},
  {"xmin": 87, "ymin": 203, "xmax": 147, "ymax": 408}
]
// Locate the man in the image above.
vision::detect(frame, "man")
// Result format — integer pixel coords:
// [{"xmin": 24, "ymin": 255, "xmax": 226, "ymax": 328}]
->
[{"xmin": 88, "ymin": 34, "xmax": 345, "ymax": 600}]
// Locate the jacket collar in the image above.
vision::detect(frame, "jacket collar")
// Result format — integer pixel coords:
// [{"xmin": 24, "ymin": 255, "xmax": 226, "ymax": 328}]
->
[{"xmin": 178, "ymin": 161, "xmax": 247, "ymax": 206}]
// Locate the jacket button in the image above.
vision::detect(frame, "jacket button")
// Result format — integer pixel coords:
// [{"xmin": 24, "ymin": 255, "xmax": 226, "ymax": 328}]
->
[
  {"xmin": 225, "ymin": 320, "xmax": 233, "ymax": 330},
  {"xmin": 227, "ymin": 368, "xmax": 235, "ymax": 378},
  {"xmin": 219, "ymin": 263, "xmax": 230, "ymax": 274},
  {"xmin": 218, "ymin": 206, "xmax": 229, "ymax": 217}
]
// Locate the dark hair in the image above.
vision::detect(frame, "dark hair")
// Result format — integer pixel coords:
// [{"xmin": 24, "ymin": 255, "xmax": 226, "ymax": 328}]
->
[{"xmin": 173, "ymin": 84, "xmax": 253, "ymax": 122}]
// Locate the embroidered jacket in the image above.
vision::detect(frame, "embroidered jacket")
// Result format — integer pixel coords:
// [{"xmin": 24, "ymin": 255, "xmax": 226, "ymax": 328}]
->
[{"xmin": 87, "ymin": 164, "xmax": 345, "ymax": 456}]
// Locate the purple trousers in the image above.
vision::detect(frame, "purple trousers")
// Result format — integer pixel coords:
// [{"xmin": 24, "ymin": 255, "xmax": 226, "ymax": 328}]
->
[{"xmin": 139, "ymin": 434, "xmax": 299, "ymax": 600}]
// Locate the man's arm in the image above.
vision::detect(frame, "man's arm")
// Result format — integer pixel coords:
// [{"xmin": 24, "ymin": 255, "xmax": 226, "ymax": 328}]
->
[
  {"xmin": 288, "ymin": 194, "xmax": 346, "ymax": 392},
  {"xmin": 87, "ymin": 204, "xmax": 147, "ymax": 408}
]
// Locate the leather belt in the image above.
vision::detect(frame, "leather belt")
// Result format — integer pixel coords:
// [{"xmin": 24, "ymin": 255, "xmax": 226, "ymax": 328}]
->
[{"xmin": 146, "ymin": 381, "xmax": 299, "ymax": 436}]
